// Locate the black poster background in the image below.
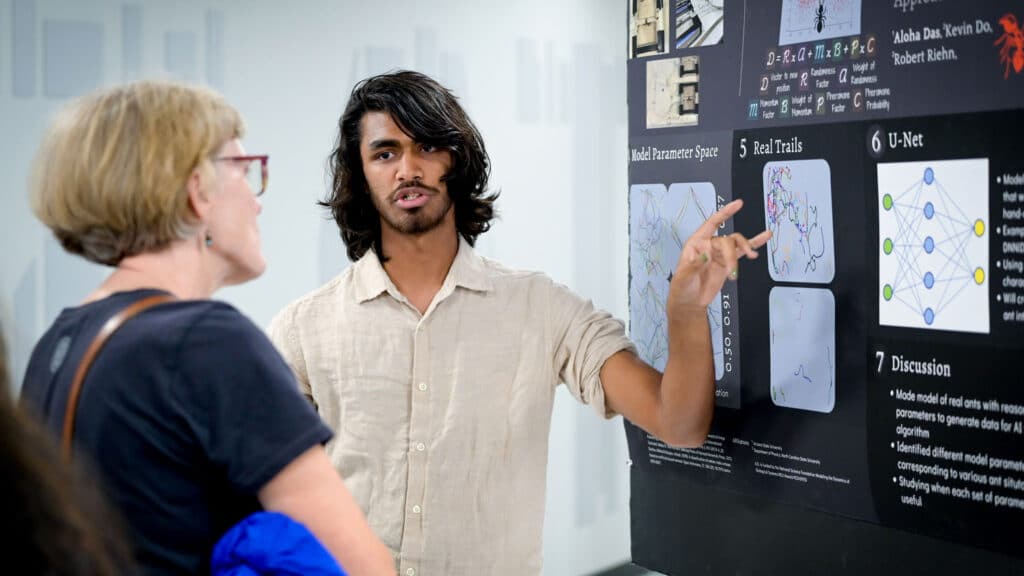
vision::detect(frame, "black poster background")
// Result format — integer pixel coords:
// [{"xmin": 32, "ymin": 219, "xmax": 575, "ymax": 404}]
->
[{"xmin": 626, "ymin": 1, "xmax": 1024, "ymax": 573}]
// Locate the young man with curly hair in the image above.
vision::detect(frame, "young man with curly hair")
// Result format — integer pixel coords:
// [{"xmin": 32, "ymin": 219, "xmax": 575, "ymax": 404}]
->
[{"xmin": 269, "ymin": 70, "xmax": 769, "ymax": 575}]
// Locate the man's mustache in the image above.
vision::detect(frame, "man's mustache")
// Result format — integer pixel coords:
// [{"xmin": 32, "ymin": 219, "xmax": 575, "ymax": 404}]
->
[{"xmin": 393, "ymin": 181, "xmax": 442, "ymax": 196}]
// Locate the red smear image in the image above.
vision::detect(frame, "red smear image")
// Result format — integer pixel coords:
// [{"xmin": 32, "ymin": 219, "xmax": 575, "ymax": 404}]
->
[{"xmin": 995, "ymin": 13, "xmax": 1024, "ymax": 79}]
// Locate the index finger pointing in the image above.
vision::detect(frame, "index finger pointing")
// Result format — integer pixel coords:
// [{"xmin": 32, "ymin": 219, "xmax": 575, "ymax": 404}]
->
[
  {"xmin": 749, "ymin": 229, "xmax": 772, "ymax": 250},
  {"xmin": 695, "ymin": 198, "xmax": 743, "ymax": 237}
]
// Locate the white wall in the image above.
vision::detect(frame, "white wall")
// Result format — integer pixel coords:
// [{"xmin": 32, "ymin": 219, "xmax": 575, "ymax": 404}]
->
[{"xmin": 0, "ymin": 1, "xmax": 631, "ymax": 573}]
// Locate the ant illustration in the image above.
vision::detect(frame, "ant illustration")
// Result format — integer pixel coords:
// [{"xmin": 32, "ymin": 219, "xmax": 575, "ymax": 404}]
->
[
  {"xmin": 813, "ymin": 1, "xmax": 827, "ymax": 33},
  {"xmin": 995, "ymin": 13, "xmax": 1024, "ymax": 79}
]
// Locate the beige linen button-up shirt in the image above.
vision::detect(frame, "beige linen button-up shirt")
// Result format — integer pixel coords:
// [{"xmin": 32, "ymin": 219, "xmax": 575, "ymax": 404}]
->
[{"xmin": 268, "ymin": 238, "xmax": 634, "ymax": 575}]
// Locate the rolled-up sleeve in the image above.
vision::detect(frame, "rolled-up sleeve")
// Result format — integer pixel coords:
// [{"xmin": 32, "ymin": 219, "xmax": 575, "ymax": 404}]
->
[{"xmin": 548, "ymin": 280, "xmax": 636, "ymax": 418}]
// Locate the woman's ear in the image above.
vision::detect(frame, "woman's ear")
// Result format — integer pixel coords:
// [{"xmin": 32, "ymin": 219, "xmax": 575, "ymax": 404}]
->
[{"xmin": 186, "ymin": 166, "xmax": 213, "ymax": 221}]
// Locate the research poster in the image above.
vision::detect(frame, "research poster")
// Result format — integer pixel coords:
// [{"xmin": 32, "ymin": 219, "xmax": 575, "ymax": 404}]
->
[{"xmin": 627, "ymin": 1, "xmax": 1024, "ymax": 572}]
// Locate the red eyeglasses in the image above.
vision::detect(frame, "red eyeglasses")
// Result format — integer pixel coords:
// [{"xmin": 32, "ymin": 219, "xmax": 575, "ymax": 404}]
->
[{"xmin": 214, "ymin": 155, "xmax": 269, "ymax": 197}]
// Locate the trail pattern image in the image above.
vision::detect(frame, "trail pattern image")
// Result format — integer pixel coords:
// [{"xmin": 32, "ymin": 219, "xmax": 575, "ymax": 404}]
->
[
  {"xmin": 630, "ymin": 183, "xmax": 723, "ymax": 378},
  {"xmin": 877, "ymin": 158, "xmax": 989, "ymax": 334},
  {"xmin": 778, "ymin": 0, "xmax": 862, "ymax": 46},
  {"xmin": 769, "ymin": 287, "xmax": 836, "ymax": 413},
  {"xmin": 763, "ymin": 159, "xmax": 836, "ymax": 284}
]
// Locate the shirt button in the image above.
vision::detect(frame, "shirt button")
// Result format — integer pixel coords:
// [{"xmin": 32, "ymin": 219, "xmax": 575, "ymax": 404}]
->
[
  {"xmin": 416, "ymin": 442, "xmax": 426, "ymax": 451},
  {"xmin": 418, "ymin": 382, "xmax": 428, "ymax": 391},
  {"xmin": 412, "ymin": 504, "xmax": 422, "ymax": 514},
  {"xmin": 406, "ymin": 569, "xmax": 416, "ymax": 576}
]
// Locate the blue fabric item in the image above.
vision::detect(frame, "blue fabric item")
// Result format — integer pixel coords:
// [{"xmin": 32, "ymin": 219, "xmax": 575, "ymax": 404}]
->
[{"xmin": 211, "ymin": 512, "xmax": 346, "ymax": 576}]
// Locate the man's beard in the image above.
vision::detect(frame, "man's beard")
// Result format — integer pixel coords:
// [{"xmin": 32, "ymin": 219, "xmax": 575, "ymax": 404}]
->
[{"xmin": 372, "ymin": 187, "xmax": 453, "ymax": 236}]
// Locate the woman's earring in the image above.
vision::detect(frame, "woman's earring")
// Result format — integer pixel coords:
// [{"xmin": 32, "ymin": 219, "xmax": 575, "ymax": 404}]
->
[{"xmin": 205, "ymin": 233, "xmax": 213, "ymax": 247}]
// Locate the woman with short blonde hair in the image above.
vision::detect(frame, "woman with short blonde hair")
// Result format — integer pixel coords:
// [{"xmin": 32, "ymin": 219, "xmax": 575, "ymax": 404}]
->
[
  {"xmin": 21, "ymin": 80, "xmax": 394, "ymax": 576},
  {"xmin": 32, "ymin": 81, "xmax": 242, "ymax": 266}
]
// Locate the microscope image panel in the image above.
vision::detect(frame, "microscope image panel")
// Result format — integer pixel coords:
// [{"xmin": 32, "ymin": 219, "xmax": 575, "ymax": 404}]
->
[
  {"xmin": 778, "ymin": 0, "xmax": 862, "ymax": 46},
  {"xmin": 646, "ymin": 56, "xmax": 700, "ymax": 128},
  {"xmin": 674, "ymin": 0, "xmax": 725, "ymax": 49}
]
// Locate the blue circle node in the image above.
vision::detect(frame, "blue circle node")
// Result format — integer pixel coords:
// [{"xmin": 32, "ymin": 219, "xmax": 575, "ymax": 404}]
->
[
  {"xmin": 924, "ymin": 202, "xmax": 935, "ymax": 219},
  {"xmin": 924, "ymin": 167, "xmax": 935, "ymax": 185},
  {"xmin": 924, "ymin": 272, "xmax": 935, "ymax": 289},
  {"xmin": 924, "ymin": 308, "xmax": 935, "ymax": 325},
  {"xmin": 924, "ymin": 236, "xmax": 935, "ymax": 253}
]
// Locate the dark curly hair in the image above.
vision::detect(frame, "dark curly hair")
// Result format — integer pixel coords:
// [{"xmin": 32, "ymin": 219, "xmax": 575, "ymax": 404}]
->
[{"xmin": 321, "ymin": 70, "xmax": 498, "ymax": 262}]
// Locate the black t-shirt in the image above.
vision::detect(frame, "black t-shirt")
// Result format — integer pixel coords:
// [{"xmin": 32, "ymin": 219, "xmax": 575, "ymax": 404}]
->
[{"xmin": 20, "ymin": 290, "xmax": 333, "ymax": 575}]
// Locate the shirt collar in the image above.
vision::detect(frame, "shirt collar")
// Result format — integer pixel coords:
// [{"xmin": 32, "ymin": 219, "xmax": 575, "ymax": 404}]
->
[{"xmin": 352, "ymin": 235, "xmax": 493, "ymax": 304}]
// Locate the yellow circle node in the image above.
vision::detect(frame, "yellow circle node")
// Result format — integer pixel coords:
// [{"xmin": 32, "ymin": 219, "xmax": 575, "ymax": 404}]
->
[
  {"xmin": 974, "ymin": 219, "xmax": 985, "ymax": 237},
  {"xmin": 974, "ymin": 268, "xmax": 985, "ymax": 285}
]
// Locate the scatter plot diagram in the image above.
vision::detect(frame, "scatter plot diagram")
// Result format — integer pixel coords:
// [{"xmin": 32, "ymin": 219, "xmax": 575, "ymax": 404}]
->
[
  {"xmin": 769, "ymin": 287, "xmax": 836, "ymax": 413},
  {"xmin": 877, "ymin": 158, "xmax": 989, "ymax": 334},
  {"xmin": 630, "ymin": 183, "xmax": 724, "ymax": 379},
  {"xmin": 779, "ymin": 0, "xmax": 862, "ymax": 46},
  {"xmin": 763, "ymin": 159, "xmax": 836, "ymax": 284}
]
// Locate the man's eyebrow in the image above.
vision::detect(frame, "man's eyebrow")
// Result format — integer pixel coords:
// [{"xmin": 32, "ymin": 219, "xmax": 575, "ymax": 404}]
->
[{"xmin": 366, "ymin": 138, "xmax": 401, "ymax": 150}]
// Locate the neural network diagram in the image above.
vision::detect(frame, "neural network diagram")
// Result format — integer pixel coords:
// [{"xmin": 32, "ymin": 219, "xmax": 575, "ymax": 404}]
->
[
  {"xmin": 763, "ymin": 159, "xmax": 836, "ymax": 284},
  {"xmin": 778, "ymin": 0, "xmax": 862, "ymax": 46},
  {"xmin": 877, "ymin": 158, "xmax": 990, "ymax": 334},
  {"xmin": 769, "ymin": 287, "xmax": 836, "ymax": 413},
  {"xmin": 630, "ymin": 183, "xmax": 724, "ymax": 378}
]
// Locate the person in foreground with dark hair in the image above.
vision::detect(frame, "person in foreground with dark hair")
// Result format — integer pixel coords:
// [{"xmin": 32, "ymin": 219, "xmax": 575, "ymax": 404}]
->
[
  {"xmin": 269, "ymin": 70, "xmax": 770, "ymax": 575},
  {"xmin": 0, "ymin": 327, "xmax": 133, "ymax": 576},
  {"xmin": 21, "ymin": 80, "xmax": 394, "ymax": 576}
]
